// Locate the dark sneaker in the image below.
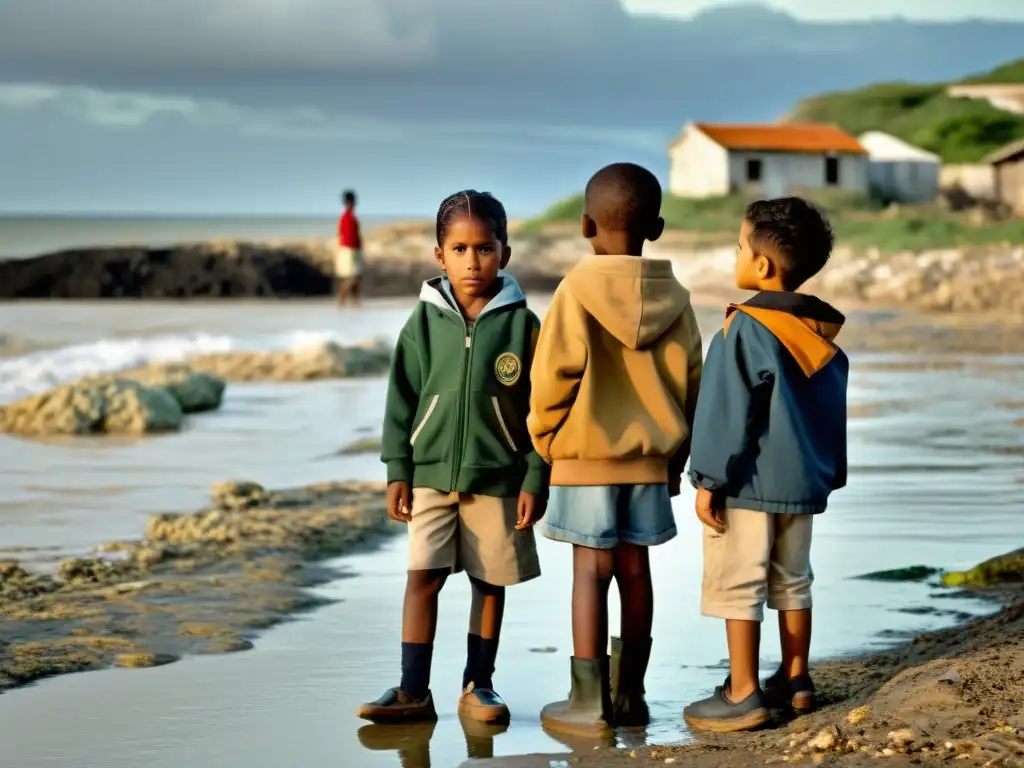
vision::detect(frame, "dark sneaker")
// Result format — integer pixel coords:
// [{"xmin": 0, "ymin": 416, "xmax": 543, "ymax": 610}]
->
[
  {"xmin": 355, "ymin": 687, "xmax": 437, "ymax": 724},
  {"xmin": 683, "ymin": 680, "xmax": 771, "ymax": 733},
  {"xmin": 458, "ymin": 683, "xmax": 511, "ymax": 725},
  {"xmin": 540, "ymin": 656, "xmax": 614, "ymax": 737},
  {"xmin": 610, "ymin": 636, "xmax": 653, "ymax": 728},
  {"xmin": 763, "ymin": 667, "xmax": 816, "ymax": 714}
]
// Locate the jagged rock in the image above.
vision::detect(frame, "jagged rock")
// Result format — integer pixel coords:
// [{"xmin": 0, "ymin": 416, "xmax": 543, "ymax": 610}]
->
[
  {"xmin": 123, "ymin": 364, "xmax": 225, "ymax": 412},
  {"xmin": 0, "ymin": 561, "xmax": 58, "ymax": 600},
  {"xmin": 0, "ymin": 366, "xmax": 226, "ymax": 436},
  {"xmin": 0, "ymin": 378, "xmax": 183, "ymax": 435}
]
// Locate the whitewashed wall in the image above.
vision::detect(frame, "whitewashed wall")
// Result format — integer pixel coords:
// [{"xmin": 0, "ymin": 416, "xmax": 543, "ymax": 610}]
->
[
  {"xmin": 726, "ymin": 152, "xmax": 868, "ymax": 197},
  {"xmin": 668, "ymin": 127, "xmax": 731, "ymax": 197}
]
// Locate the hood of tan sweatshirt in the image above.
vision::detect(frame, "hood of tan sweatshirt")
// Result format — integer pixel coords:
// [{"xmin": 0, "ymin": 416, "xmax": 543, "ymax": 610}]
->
[{"xmin": 563, "ymin": 254, "xmax": 692, "ymax": 350}]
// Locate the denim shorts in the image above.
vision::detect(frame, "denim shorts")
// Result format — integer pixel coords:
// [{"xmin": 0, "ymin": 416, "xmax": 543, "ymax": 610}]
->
[{"xmin": 542, "ymin": 484, "xmax": 677, "ymax": 549}]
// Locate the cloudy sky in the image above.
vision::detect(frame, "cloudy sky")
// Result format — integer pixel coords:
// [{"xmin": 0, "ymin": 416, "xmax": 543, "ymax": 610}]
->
[
  {"xmin": 625, "ymin": 0, "xmax": 1024, "ymax": 20},
  {"xmin": 2, "ymin": 0, "xmax": 1023, "ymax": 217}
]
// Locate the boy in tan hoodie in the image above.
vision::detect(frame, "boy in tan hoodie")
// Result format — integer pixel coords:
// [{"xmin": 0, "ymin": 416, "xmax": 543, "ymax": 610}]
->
[{"xmin": 528, "ymin": 162, "xmax": 703, "ymax": 736}]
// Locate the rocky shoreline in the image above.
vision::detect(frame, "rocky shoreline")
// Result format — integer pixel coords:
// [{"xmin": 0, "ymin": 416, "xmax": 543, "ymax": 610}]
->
[
  {"xmin": 0, "ymin": 480, "xmax": 398, "ymax": 693},
  {"xmin": 0, "ymin": 340, "xmax": 392, "ymax": 436},
  {"xmin": 2, "ymin": 223, "xmax": 1021, "ymax": 319}
]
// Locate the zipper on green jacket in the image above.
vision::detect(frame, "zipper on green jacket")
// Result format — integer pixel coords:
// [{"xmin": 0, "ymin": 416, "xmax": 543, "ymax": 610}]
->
[{"xmin": 450, "ymin": 319, "xmax": 474, "ymax": 490}]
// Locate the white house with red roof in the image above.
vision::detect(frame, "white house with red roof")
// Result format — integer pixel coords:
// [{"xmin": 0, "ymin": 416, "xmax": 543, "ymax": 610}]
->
[{"xmin": 667, "ymin": 122, "xmax": 869, "ymax": 199}]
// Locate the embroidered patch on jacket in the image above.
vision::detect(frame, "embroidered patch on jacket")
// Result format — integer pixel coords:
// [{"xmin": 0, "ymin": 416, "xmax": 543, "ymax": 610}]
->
[{"xmin": 494, "ymin": 352, "xmax": 522, "ymax": 386}]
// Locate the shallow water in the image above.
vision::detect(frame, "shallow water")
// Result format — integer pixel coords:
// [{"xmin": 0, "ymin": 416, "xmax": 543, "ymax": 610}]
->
[{"xmin": 0, "ymin": 300, "xmax": 1022, "ymax": 767}]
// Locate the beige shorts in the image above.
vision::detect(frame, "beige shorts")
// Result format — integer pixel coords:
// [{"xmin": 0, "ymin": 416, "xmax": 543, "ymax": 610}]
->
[
  {"xmin": 701, "ymin": 508, "xmax": 814, "ymax": 622},
  {"xmin": 334, "ymin": 246, "xmax": 364, "ymax": 278},
  {"xmin": 408, "ymin": 488, "xmax": 541, "ymax": 587}
]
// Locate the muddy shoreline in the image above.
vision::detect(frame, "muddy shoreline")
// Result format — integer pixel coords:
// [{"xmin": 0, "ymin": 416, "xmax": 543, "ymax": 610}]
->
[
  {"xmin": 0, "ymin": 480, "xmax": 398, "ymax": 693},
  {"xmin": 475, "ymin": 556, "xmax": 1024, "ymax": 768}
]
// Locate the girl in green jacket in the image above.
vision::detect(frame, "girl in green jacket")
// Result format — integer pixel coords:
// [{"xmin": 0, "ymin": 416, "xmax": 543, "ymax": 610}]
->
[{"xmin": 356, "ymin": 190, "xmax": 549, "ymax": 727}]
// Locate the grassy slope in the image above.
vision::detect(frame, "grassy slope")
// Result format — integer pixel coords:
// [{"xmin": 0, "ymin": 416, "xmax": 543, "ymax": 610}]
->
[
  {"xmin": 521, "ymin": 59, "xmax": 1024, "ymax": 251},
  {"xmin": 791, "ymin": 59, "xmax": 1024, "ymax": 163},
  {"xmin": 521, "ymin": 190, "xmax": 1024, "ymax": 252}
]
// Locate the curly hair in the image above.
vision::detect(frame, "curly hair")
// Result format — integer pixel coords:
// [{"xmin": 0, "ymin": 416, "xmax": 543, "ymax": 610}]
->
[
  {"xmin": 436, "ymin": 190, "xmax": 509, "ymax": 247},
  {"xmin": 744, "ymin": 197, "xmax": 834, "ymax": 289}
]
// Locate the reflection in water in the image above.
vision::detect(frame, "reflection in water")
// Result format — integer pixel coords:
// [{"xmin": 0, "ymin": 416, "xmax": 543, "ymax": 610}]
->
[{"xmin": 0, "ymin": 303, "xmax": 1021, "ymax": 767}]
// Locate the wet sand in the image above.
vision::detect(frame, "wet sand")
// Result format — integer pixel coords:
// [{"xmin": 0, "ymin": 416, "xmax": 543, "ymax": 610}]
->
[{"xmin": 0, "ymin": 300, "xmax": 1022, "ymax": 766}]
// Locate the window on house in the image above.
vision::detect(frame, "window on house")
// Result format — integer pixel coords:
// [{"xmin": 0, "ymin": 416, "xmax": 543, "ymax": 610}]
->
[
  {"xmin": 825, "ymin": 156, "xmax": 840, "ymax": 186},
  {"xmin": 746, "ymin": 158, "xmax": 762, "ymax": 183}
]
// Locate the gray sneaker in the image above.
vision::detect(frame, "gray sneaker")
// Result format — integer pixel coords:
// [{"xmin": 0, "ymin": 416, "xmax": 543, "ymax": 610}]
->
[
  {"xmin": 683, "ymin": 679, "xmax": 771, "ymax": 733},
  {"xmin": 763, "ymin": 667, "xmax": 816, "ymax": 714}
]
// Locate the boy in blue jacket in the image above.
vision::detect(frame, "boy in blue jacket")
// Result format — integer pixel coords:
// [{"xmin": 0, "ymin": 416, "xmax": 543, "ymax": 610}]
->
[{"xmin": 683, "ymin": 197, "xmax": 848, "ymax": 733}]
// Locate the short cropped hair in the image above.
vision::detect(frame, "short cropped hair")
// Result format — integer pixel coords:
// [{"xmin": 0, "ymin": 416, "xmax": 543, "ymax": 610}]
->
[
  {"xmin": 584, "ymin": 162, "xmax": 662, "ymax": 232},
  {"xmin": 744, "ymin": 197, "xmax": 834, "ymax": 289}
]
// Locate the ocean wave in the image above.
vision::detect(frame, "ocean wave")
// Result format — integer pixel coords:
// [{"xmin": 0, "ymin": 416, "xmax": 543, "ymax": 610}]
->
[{"xmin": 0, "ymin": 329, "xmax": 346, "ymax": 402}]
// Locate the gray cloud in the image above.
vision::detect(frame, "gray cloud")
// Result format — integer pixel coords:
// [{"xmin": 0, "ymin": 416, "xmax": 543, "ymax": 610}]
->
[
  {"xmin": 0, "ymin": 0, "xmax": 623, "ymax": 81},
  {"xmin": 4, "ymin": 0, "xmax": 1024, "ymax": 215}
]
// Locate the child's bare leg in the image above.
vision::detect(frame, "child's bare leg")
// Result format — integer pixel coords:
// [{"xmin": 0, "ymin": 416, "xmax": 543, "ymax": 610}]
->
[
  {"xmin": 399, "ymin": 567, "xmax": 448, "ymax": 700},
  {"xmin": 610, "ymin": 542, "xmax": 654, "ymax": 725},
  {"xmin": 777, "ymin": 608, "xmax": 811, "ymax": 679},
  {"xmin": 465, "ymin": 577, "xmax": 505, "ymax": 690},
  {"xmin": 469, "ymin": 577, "xmax": 505, "ymax": 640},
  {"xmin": 725, "ymin": 619, "xmax": 761, "ymax": 701},
  {"xmin": 402, "ymin": 568, "xmax": 448, "ymax": 642},
  {"xmin": 572, "ymin": 545, "xmax": 615, "ymax": 658},
  {"xmin": 613, "ymin": 542, "xmax": 653, "ymax": 640}
]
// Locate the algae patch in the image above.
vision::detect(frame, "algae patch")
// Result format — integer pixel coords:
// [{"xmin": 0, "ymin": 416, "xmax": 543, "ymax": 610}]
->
[
  {"xmin": 941, "ymin": 548, "xmax": 1024, "ymax": 588},
  {"xmin": 0, "ymin": 479, "xmax": 394, "ymax": 693},
  {"xmin": 854, "ymin": 565, "xmax": 942, "ymax": 583}
]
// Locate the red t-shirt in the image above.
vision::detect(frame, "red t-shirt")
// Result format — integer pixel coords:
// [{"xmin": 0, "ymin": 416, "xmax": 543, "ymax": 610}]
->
[{"xmin": 338, "ymin": 209, "xmax": 361, "ymax": 249}]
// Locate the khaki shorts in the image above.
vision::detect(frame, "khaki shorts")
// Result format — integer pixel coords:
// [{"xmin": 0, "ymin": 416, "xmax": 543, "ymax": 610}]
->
[
  {"xmin": 334, "ymin": 246, "xmax": 364, "ymax": 278},
  {"xmin": 701, "ymin": 508, "xmax": 813, "ymax": 622},
  {"xmin": 408, "ymin": 488, "xmax": 541, "ymax": 587}
]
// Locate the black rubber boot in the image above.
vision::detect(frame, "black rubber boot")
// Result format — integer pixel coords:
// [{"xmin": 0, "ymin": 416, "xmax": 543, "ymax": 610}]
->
[
  {"xmin": 610, "ymin": 636, "xmax": 653, "ymax": 727},
  {"xmin": 540, "ymin": 656, "xmax": 614, "ymax": 737}
]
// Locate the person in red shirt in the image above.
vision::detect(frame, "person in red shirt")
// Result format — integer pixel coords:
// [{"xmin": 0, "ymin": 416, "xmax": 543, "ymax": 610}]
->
[{"xmin": 336, "ymin": 189, "xmax": 364, "ymax": 306}]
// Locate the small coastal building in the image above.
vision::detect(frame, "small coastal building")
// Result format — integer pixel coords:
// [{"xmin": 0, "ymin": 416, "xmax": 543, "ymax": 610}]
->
[
  {"xmin": 946, "ymin": 83, "xmax": 1024, "ymax": 115},
  {"xmin": 985, "ymin": 137, "xmax": 1024, "ymax": 215},
  {"xmin": 858, "ymin": 131, "xmax": 941, "ymax": 203},
  {"xmin": 667, "ymin": 122, "xmax": 868, "ymax": 199}
]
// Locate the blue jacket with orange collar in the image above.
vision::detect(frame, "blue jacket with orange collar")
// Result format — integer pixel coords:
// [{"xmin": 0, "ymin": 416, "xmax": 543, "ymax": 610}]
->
[{"xmin": 688, "ymin": 291, "xmax": 848, "ymax": 515}]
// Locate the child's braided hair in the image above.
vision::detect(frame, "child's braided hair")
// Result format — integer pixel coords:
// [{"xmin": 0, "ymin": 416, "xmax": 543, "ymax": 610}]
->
[{"xmin": 436, "ymin": 190, "xmax": 509, "ymax": 247}]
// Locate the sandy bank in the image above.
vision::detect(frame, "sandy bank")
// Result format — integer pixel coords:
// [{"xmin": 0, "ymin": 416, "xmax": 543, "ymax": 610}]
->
[
  {"xmin": 0, "ymin": 479, "xmax": 396, "ymax": 692},
  {"xmin": 470, "ymin": 551, "xmax": 1024, "ymax": 768}
]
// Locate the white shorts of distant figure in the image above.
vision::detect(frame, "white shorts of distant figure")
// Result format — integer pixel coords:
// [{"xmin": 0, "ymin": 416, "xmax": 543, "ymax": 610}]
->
[{"xmin": 334, "ymin": 246, "xmax": 365, "ymax": 278}]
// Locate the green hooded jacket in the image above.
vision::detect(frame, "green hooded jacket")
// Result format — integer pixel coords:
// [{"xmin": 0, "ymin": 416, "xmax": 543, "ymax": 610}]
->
[{"xmin": 381, "ymin": 274, "xmax": 549, "ymax": 498}]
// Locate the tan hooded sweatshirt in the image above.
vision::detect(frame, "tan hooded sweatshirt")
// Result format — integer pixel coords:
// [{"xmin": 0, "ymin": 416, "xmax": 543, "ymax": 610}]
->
[{"xmin": 527, "ymin": 254, "xmax": 703, "ymax": 488}]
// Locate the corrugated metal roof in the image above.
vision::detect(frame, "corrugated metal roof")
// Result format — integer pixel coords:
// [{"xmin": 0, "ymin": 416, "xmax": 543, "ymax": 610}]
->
[
  {"xmin": 693, "ymin": 122, "xmax": 867, "ymax": 154},
  {"xmin": 984, "ymin": 136, "xmax": 1024, "ymax": 165}
]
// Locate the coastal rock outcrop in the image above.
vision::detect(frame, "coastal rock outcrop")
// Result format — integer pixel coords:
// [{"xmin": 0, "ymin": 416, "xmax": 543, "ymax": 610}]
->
[
  {"xmin": 128, "ymin": 340, "xmax": 394, "ymax": 382},
  {"xmin": 0, "ymin": 367, "xmax": 225, "ymax": 436},
  {"xmin": 0, "ymin": 226, "xmax": 565, "ymax": 299},
  {"xmin": 0, "ymin": 479, "xmax": 394, "ymax": 693}
]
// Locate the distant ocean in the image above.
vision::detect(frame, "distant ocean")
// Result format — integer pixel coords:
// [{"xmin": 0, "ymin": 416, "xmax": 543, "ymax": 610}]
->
[{"xmin": 0, "ymin": 215, "xmax": 406, "ymax": 260}]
